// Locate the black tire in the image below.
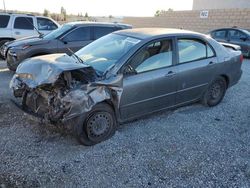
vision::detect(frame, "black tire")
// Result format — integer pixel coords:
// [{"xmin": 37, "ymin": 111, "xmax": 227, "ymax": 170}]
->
[
  {"xmin": 202, "ymin": 76, "xmax": 227, "ymax": 107},
  {"xmin": 74, "ymin": 103, "xmax": 117, "ymax": 146},
  {"xmin": 6, "ymin": 61, "xmax": 17, "ymax": 71},
  {"xmin": 0, "ymin": 39, "xmax": 10, "ymax": 59}
]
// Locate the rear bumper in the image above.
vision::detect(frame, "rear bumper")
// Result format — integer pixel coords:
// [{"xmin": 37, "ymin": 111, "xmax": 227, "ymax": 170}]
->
[{"xmin": 229, "ymin": 69, "xmax": 242, "ymax": 88}]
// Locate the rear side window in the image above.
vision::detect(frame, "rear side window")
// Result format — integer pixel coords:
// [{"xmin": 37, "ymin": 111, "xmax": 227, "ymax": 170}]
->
[
  {"xmin": 229, "ymin": 30, "xmax": 247, "ymax": 40},
  {"xmin": 63, "ymin": 27, "xmax": 91, "ymax": 42},
  {"xmin": 178, "ymin": 39, "xmax": 214, "ymax": 64},
  {"xmin": 37, "ymin": 18, "xmax": 58, "ymax": 31},
  {"xmin": 207, "ymin": 44, "xmax": 215, "ymax": 58},
  {"xmin": 94, "ymin": 27, "xmax": 115, "ymax": 39},
  {"xmin": 14, "ymin": 17, "xmax": 34, "ymax": 30},
  {"xmin": 113, "ymin": 27, "xmax": 123, "ymax": 32},
  {"xmin": 212, "ymin": 30, "xmax": 226, "ymax": 39},
  {"xmin": 0, "ymin": 15, "xmax": 10, "ymax": 28}
]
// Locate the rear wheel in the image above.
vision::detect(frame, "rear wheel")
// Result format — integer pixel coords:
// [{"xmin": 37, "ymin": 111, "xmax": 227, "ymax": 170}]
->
[
  {"xmin": 202, "ymin": 77, "xmax": 227, "ymax": 107},
  {"xmin": 74, "ymin": 103, "xmax": 117, "ymax": 146}
]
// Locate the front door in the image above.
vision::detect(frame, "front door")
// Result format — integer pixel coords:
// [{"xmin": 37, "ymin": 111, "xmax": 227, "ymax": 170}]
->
[
  {"xmin": 119, "ymin": 39, "xmax": 177, "ymax": 120},
  {"xmin": 12, "ymin": 16, "xmax": 37, "ymax": 39},
  {"xmin": 57, "ymin": 26, "xmax": 92, "ymax": 54}
]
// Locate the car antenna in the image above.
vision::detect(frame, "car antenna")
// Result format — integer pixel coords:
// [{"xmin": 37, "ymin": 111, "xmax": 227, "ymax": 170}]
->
[{"xmin": 24, "ymin": 17, "xmax": 44, "ymax": 38}]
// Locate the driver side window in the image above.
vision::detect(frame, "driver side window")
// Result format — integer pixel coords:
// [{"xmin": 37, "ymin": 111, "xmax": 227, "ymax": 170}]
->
[
  {"xmin": 124, "ymin": 39, "xmax": 173, "ymax": 74},
  {"xmin": 63, "ymin": 27, "xmax": 91, "ymax": 42}
]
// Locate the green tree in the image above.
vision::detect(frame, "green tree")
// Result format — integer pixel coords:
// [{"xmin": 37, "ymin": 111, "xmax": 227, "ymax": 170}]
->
[
  {"xmin": 84, "ymin": 12, "xmax": 88, "ymax": 18},
  {"xmin": 43, "ymin": 9, "xmax": 49, "ymax": 17},
  {"xmin": 61, "ymin": 7, "xmax": 67, "ymax": 21},
  {"xmin": 155, "ymin": 9, "xmax": 173, "ymax": 17},
  {"xmin": 155, "ymin": 10, "xmax": 161, "ymax": 17}
]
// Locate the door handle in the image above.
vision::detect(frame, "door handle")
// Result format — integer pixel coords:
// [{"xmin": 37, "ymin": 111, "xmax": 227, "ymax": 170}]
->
[
  {"xmin": 165, "ymin": 71, "xmax": 175, "ymax": 77},
  {"xmin": 15, "ymin": 31, "xmax": 20, "ymax": 35},
  {"xmin": 208, "ymin": 61, "xmax": 214, "ymax": 66}
]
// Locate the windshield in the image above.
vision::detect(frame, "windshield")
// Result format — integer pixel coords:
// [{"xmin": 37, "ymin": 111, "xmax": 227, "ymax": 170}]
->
[
  {"xmin": 242, "ymin": 29, "xmax": 250, "ymax": 35},
  {"xmin": 43, "ymin": 24, "xmax": 74, "ymax": 40},
  {"xmin": 75, "ymin": 33, "xmax": 141, "ymax": 74}
]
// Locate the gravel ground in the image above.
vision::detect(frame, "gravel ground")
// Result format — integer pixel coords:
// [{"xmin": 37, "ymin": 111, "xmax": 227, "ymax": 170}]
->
[{"xmin": 0, "ymin": 59, "xmax": 250, "ymax": 187}]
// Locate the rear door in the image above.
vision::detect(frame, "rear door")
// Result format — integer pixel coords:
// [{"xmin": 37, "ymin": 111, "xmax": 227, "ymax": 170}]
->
[
  {"xmin": 12, "ymin": 16, "xmax": 37, "ymax": 39},
  {"xmin": 175, "ymin": 38, "xmax": 218, "ymax": 105},
  {"xmin": 228, "ymin": 29, "xmax": 249, "ymax": 55},
  {"xmin": 93, "ymin": 26, "xmax": 116, "ymax": 40},
  {"xmin": 119, "ymin": 38, "xmax": 178, "ymax": 120},
  {"xmin": 211, "ymin": 29, "xmax": 228, "ymax": 43},
  {"xmin": 37, "ymin": 17, "xmax": 58, "ymax": 35},
  {"xmin": 57, "ymin": 26, "xmax": 92, "ymax": 53}
]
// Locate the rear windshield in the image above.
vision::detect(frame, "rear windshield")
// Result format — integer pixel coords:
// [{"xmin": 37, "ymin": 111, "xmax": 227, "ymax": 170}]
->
[{"xmin": 0, "ymin": 15, "xmax": 10, "ymax": 28}]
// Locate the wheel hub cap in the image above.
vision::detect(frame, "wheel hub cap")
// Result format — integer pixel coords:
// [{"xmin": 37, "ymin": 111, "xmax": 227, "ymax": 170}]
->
[
  {"xmin": 211, "ymin": 83, "xmax": 221, "ymax": 99},
  {"xmin": 86, "ymin": 112, "xmax": 112, "ymax": 141}
]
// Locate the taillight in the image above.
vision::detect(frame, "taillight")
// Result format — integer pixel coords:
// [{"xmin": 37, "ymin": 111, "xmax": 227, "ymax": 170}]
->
[{"xmin": 240, "ymin": 54, "xmax": 244, "ymax": 63}]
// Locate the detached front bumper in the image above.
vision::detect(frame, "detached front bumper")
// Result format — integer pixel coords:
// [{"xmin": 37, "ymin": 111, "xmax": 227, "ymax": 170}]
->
[{"xmin": 11, "ymin": 98, "xmax": 49, "ymax": 124}]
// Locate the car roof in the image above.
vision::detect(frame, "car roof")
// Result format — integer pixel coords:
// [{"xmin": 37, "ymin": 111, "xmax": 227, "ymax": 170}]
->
[
  {"xmin": 211, "ymin": 28, "xmax": 250, "ymax": 34},
  {"xmin": 0, "ymin": 12, "xmax": 57, "ymax": 19},
  {"xmin": 114, "ymin": 28, "xmax": 202, "ymax": 40},
  {"xmin": 0, "ymin": 12, "xmax": 35, "ymax": 17},
  {"xmin": 65, "ymin": 21, "xmax": 132, "ymax": 28}
]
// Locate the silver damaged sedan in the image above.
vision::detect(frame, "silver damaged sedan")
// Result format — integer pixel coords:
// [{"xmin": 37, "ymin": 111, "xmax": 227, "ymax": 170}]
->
[{"xmin": 10, "ymin": 28, "xmax": 243, "ymax": 145}]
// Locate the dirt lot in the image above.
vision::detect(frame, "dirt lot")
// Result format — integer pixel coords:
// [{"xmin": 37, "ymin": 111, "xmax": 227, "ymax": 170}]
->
[{"xmin": 0, "ymin": 60, "xmax": 250, "ymax": 187}]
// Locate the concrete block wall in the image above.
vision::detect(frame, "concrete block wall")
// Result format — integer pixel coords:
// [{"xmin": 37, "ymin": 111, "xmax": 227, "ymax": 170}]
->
[{"xmin": 122, "ymin": 9, "xmax": 250, "ymax": 33}]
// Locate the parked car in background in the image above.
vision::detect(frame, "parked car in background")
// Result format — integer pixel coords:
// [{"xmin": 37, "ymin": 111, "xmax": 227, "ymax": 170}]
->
[
  {"xmin": 1, "ymin": 22, "xmax": 132, "ymax": 71},
  {"xmin": 209, "ymin": 28, "xmax": 250, "ymax": 57},
  {"xmin": 0, "ymin": 13, "xmax": 59, "ymax": 51},
  {"xmin": 10, "ymin": 28, "xmax": 243, "ymax": 145}
]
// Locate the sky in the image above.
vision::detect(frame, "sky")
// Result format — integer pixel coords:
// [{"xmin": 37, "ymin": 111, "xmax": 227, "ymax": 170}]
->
[{"xmin": 2, "ymin": 0, "xmax": 193, "ymax": 17}]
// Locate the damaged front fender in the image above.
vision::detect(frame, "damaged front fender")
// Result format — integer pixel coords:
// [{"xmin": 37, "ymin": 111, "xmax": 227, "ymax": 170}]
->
[{"xmin": 60, "ymin": 74, "xmax": 123, "ymax": 122}]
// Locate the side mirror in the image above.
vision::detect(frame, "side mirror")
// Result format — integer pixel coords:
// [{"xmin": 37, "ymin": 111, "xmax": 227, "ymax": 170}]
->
[
  {"xmin": 240, "ymin": 36, "xmax": 248, "ymax": 41},
  {"xmin": 123, "ymin": 65, "xmax": 136, "ymax": 76},
  {"xmin": 60, "ymin": 37, "xmax": 68, "ymax": 44}
]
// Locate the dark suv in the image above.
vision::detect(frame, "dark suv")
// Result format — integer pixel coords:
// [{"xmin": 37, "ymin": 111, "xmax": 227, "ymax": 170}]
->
[
  {"xmin": 209, "ymin": 28, "xmax": 250, "ymax": 57},
  {"xmin": 1, "ymin": 22, "xmax": 132, "ymax": 70}
]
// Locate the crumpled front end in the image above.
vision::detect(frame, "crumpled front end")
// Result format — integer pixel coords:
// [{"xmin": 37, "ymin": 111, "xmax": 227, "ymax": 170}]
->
[{"xmin": 10, "ymin": 55, "xmax": 123, "ymax": 123}]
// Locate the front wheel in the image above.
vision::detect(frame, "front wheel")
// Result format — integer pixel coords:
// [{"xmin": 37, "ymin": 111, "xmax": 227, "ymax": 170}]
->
[
  {"xmin": 0, "ymin": 39, "xmax": 10, "ymax": 59},
  {"xmin": 202, "ymin": 77, "xmax": 227, "ymax": 107},
  {"xmin": 74, "ymin": 103, "xmax": 117, "ymax": 146}
]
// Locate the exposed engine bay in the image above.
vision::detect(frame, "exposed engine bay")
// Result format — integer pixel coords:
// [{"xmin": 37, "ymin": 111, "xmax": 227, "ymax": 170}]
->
[{"xmin": 10, "ymin": 54, "xmax": 123, "ymax": 123}]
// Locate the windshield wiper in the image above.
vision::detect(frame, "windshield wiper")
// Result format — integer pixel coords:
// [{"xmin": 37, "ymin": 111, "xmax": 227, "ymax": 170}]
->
[
  {"xmin": 103, "ymin": 63, "xmax": 115, "ymax": 77},
  {"xmin": 67, "ymin": 48, "xmax": 87, "ymax": 65}
]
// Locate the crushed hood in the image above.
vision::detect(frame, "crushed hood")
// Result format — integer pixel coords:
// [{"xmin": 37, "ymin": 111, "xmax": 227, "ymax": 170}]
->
[{"xmin": 13, "ymin": 53, "xmax": 92, "ymax": 88}]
